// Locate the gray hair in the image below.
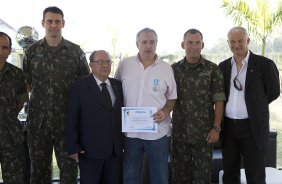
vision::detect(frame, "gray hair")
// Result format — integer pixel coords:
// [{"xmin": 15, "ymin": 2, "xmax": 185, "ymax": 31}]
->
[
  {"xmin": 227, "ymin": 26, "xmax": 249, "ymax": 38},
  {"xmin": 136, "ymin": 27, "xmax": 158, "ymax": 43}
]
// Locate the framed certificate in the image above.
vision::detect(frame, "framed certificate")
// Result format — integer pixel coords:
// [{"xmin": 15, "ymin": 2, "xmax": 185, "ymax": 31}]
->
[{"xmin": 122, "ymin": 107, "xmax": 158, "ymax": 132}]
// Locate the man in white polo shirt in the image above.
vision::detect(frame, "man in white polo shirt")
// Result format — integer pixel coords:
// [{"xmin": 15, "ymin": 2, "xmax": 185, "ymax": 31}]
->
[{"xmin": 115, "ymin": 27, "xmax": 177, "ymax": 184}]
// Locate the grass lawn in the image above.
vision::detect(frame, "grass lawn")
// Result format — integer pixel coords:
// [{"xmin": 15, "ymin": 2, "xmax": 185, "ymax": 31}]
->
[{"xmin": 269, "ymin": 96, "xmax": 282, "ymax": 168}]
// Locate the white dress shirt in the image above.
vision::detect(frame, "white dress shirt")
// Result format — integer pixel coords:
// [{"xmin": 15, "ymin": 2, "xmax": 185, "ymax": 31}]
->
[{"xmin": 225, "ymin": 51, "xmax": 250, "ymax": 119}]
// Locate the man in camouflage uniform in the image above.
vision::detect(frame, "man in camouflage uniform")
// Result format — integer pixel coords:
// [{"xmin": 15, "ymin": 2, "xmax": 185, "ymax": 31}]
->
[
  {"xmin": 171, "ymin": 29, "xmax": 226, "ymax": 184},
  {"xmin": 23, "ymin": 6, "xmax": 90, "ymax": 184},
  {"xmin": 0, "ymin": 32, "xmax": 27, "ymax": 184}
]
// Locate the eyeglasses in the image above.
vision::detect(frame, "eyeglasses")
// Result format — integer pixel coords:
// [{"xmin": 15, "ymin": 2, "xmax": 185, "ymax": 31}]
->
[
  {"xmin": 92, "ymin": 60, "xmax": 113, "ymax": 65},
  {"xmin": 233, "ymin": 75, "xmax": 243, "ymax": 91}
]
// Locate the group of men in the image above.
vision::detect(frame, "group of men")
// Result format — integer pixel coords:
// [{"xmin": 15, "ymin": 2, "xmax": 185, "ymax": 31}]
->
[{"xmin": 0, "ymin": 5, "xmax": 280, "ymax": 184}]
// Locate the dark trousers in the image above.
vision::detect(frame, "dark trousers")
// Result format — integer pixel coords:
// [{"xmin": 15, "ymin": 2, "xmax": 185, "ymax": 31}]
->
[
  {"xmin": 20, "ymin": 121, "xmax": 30, "ymax": 184},
  {"xmin": 79, "ymin": 154, "xmax": 122, "ymax": 184},
  {"xmin": 23, "ymin": 130, "xmax": 30, "ymax": 184},
  {"xmin": 222, "ymin": 117, "xmax": 266, "ymax": 184}
]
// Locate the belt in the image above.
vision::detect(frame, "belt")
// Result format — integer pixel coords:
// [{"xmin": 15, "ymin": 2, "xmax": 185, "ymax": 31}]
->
[{"xmin": 224, "ymin": 117, "xmax": 249, "ymax": 123}]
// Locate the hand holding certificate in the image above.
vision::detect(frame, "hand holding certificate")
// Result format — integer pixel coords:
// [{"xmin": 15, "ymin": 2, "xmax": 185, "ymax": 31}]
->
[{"xmin": 122, "ymin": 107, "xmax": 158, "ymax": 132}]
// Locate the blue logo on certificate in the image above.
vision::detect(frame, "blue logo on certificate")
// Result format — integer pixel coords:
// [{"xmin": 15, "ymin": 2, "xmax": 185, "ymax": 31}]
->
[{"xmin": 122, "ymin": 107, "xmax": 158, "ymax": 132}]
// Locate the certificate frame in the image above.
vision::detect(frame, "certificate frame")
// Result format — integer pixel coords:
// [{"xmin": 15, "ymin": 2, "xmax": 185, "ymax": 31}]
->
[{"xmin": 122, "ymin": 107, "xmax": 158, "ymax": 132}]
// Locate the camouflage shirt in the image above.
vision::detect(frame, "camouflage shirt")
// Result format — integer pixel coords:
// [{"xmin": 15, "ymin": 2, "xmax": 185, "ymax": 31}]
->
[
  {"xmin": 23, "ymin": 38, "xmax": 90, "ymax": 128},
  {"xmin": 0, "ymin": 62, "xmax": 27, "ymax": 147},
  {"xmin": 171, "ymin": 56, "xmax": 225, "ymax": 143},
  {"xmin": 0, "ymin": 62, "xmax": 27, "ymax": 123}
]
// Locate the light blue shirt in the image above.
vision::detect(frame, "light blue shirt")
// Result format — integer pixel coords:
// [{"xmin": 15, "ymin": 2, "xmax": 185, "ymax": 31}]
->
[{"xmin": 225, "ymin": 51, "xmax": 250, "ymax": 119}]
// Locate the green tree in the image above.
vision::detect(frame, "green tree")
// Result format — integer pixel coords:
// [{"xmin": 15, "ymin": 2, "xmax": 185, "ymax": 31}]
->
[{"xmin": 221, "ymin": 0, "xmax": 282, "ymax": 55}]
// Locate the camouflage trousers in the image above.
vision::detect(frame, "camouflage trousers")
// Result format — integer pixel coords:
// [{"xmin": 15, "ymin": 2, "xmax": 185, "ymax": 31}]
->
[
  {"xmin": 0, "ymin": 146, "xmax": 26, "ymax": 184},
  {"xmin": 171, "ymin": 139, "xmax": 212, "ymax": 184},
  {"xmin": 27, "ymin": 122, "xmax": 77, "ymax": 184},
  {"xmin": 0, "ymin": 122, "xmax": 26, "ymax": 184}
]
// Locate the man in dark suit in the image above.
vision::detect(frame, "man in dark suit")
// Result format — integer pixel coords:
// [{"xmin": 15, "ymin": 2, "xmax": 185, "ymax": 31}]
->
[
  {"xmin": 66, "ymin": 50, "xmax": 124, "ymax": 184},
  {"xmin": 219, "ymin": 26, "xmax": 280, "ymax": 184}
]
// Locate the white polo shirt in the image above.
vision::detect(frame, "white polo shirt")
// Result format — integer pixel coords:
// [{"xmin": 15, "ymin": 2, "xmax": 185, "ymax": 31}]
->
[{"xmin": 115, "ymin": 55, "xmax": 177, "ymax": 140}]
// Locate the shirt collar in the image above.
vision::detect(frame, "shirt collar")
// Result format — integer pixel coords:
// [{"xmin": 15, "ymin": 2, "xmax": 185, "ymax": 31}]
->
[
  {"xmin": 93, "ymin": 74, "xmax": 111, "ymax": 86},
  {"xmin": 0, "ymin": 62, "xmax": 10, "ymax": 74},
  {"xmin": 230, "ymin": 50, "xmax": 250, "ymax": 65},
  {"xmin": 136, "ymin": 53, "xmax": 160, "ymax": 64},
  {"xmin": 41, "ymin": 37, "xmax": 69, "ymax": 49},
  {"xmin": 180, "ymin": 55, "xmax": 206, "ymax": 67}
]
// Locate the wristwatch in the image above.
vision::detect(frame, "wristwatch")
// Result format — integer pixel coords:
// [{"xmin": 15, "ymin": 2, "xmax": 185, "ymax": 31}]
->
[{"xmin": 213, "ymin": 125, "xmax": 221, "ymax": 132}]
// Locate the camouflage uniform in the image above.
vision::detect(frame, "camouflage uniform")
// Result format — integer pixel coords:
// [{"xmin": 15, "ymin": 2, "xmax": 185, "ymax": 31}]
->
[
  {"xmin": 23, "ymin": 38, "xmax": 90, "ymax": 184},
  {"xmin": 171, "ymin": 57, "xmax": 225, "ymax": 184},
  {"xmin": 0, "ymin": 62, "xmax": 27, "ymax": 184}
]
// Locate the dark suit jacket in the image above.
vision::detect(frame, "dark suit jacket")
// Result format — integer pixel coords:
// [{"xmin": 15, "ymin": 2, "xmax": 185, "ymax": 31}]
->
[
  {"xmin": 66, "ymin": 75, "xmax": 124, "ymax": 159},
  {"xmin": 219, "ymin": 51, "xmax": 280, "ymax": 149}
]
